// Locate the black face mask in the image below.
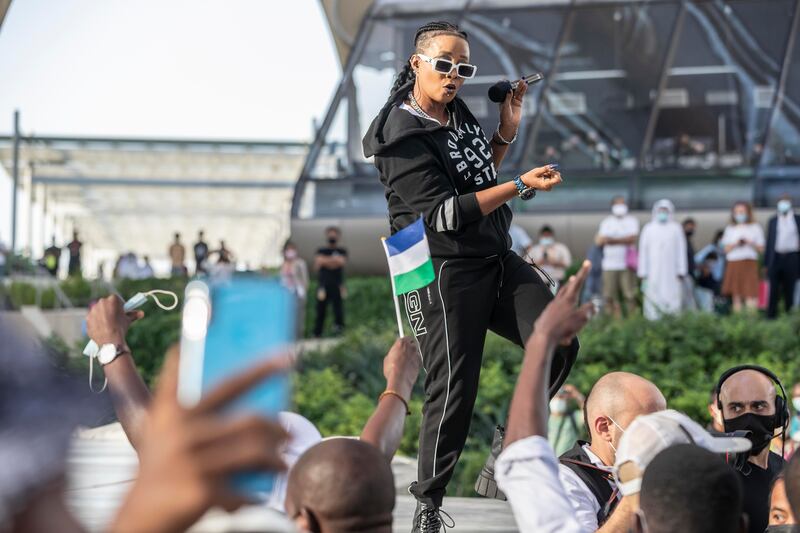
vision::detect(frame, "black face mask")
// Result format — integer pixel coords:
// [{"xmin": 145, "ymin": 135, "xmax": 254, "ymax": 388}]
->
[
  {"xmin": 685, "ymin": 230, "xmax": 695, "ymax": 237},
  {"xmin": 723, "ymin": 412, "xmax": 776, "ymax": 455},
  {"xmin": 766, "ymin": 525, "xmax": 800, "ymax": 533},
  {"xmin": 328, "ymin": 237, "xmax": 338, "ymax": 245}
]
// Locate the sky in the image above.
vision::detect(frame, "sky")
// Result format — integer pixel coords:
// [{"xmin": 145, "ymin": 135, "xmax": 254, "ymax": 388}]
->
[
  {"xmin": 0, "ymin": 0, "xmax": 341, "ymax": 140},
  {"xmin": 0, "ymin": 0, "xmax": 343, "ymax": 244}
]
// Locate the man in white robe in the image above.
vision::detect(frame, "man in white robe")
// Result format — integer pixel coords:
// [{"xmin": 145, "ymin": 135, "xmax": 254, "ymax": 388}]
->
[{"xmin": 638, "ymin": 199, "xmax": 688, "ymax": 320}]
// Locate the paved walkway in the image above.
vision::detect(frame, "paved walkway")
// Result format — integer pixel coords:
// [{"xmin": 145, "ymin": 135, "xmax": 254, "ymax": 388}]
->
[{"xmin": 66, "ymin": 423, "xmax": 518, "ymax": 532}]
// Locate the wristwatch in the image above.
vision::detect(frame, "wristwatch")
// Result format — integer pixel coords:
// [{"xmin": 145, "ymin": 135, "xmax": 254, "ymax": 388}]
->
[
  {"xmin": 97, "ymin": 343, "xmax": 127, "ymax": 365},
  {"xmin": 513, "ymin": 175, "xmax": 536, "ymax": 201}
]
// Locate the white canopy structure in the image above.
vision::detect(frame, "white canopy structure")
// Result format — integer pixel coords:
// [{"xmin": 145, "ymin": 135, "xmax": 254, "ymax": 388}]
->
[{"xmin": 0, "ymin": 133, "xmax": 307, "ymax": 277}]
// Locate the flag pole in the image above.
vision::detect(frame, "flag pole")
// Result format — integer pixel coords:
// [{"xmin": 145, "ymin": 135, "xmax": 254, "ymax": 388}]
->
[{"xmin": 381, "ymin": 237, "xmax": 405, "ymax": 338}]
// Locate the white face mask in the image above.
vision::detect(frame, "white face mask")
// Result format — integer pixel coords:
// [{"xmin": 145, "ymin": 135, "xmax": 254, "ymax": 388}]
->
[
  {"xmin": 607, "ymin": 415, "xmax": 626, "ymax": 453},
  {"xmin": 612, "ymin": 204, "xmax": 628, "ymax": 217},
  {"xmin": 550, "ymin": 398, "xmax": 568, "ymax": 414}
]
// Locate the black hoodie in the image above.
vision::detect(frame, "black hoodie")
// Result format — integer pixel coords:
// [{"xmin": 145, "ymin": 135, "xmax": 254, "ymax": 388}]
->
[{"xmin": 362, "ymin": 80, "xmax": 512, "ymax": 258}]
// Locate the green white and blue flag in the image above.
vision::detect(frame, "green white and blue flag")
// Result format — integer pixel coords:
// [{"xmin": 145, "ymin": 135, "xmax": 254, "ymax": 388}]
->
[{"xmin": 382, "ymin": 218, "xmax": 435, "ymax": 295}]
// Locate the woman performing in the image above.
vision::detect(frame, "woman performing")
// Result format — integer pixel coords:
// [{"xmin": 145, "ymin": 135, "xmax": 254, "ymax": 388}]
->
[{"xmin": 362, "ymin": 21, "xmax": 579, "ymax": 532}]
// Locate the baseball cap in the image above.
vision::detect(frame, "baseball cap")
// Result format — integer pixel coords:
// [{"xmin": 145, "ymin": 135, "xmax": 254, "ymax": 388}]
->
[
  {"xmin": 264, "ymin": 411, "xmax": 322, "ymax": 512},
  {"xmin": 613, "ymin": 409, "xmax": 751, "ymax": 495}
]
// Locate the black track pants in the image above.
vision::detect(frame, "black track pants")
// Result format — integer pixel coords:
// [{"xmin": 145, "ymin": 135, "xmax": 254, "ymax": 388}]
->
[{"xmin": 404, "ymin": 252, "xmax": 579, "ymax": 507}]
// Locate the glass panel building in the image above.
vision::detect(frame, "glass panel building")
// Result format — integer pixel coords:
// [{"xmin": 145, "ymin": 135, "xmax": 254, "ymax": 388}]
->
[{"xmin": 292, "ymin": 0, "xmax": 800, "ymax": 271}]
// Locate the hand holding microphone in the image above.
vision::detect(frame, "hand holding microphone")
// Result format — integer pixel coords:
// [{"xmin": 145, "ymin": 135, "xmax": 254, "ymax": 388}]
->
[{"xmin": 488, "ymin": 73, "xmax": 544, "ymax": 103}]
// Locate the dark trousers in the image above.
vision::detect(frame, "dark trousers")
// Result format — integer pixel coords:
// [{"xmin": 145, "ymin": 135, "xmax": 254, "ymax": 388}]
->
[
  {"xmin": 404, "ymin": 252, "xmax": 579, "ymax": 507},
  {"xmin": 313, "ymin": 284, "xmax": 344, "ymax": 336},
  {"xmin": 767, "ymin": 252, "xmax": 800, "ymax": 318}
]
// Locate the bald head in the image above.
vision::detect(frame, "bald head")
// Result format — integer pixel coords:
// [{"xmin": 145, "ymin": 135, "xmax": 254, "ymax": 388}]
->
[
  {"xmin": 719, "ymin": 369, "xmax": 776, "ymax": 420},
  {"xmin": 586, "ymin": 372, "xmax": 666, "ymax": 434},
  {"xmin": 286, "ymin": 439, "xmax": 395, "ymax": 532}
]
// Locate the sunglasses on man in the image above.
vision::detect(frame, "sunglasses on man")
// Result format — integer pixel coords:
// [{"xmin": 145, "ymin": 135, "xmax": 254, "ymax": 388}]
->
[{"xmin": 416, "ymin": 54, "xmax": 477, "ymax": 79}]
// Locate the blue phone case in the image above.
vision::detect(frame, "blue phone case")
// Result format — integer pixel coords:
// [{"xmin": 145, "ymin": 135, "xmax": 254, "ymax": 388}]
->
[{"xmin": 201, "ymin": 276, "xmax": 295, "ymax": 497}]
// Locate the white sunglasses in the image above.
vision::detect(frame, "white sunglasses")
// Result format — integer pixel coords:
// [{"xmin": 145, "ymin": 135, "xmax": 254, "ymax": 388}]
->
[{"xmin": 416, "ymin": 54, "xmax": 477, "ymax": 79}]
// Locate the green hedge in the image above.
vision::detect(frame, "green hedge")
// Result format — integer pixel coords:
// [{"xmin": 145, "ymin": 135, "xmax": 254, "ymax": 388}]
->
[{"xmin": 43, "ymin": 274, "xmax": 800, "ymax": 497}]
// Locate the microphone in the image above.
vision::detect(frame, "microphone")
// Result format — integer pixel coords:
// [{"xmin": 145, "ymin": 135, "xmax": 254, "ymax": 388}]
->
[{"xmin": 488, "ymin": 73, "xmax": 544, "ymax": 103}]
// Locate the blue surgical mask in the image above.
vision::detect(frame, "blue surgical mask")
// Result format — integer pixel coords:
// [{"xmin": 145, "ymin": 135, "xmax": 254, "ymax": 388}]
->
[
  {"xmin": 540, "ymin": 237, "xmax": 555, "ymax": 247},
  {"xmin": 778, "ymin": 199, "xmax": 792, "ymax": 214},
  {"xmin": 657, "ymin": 211, "xmax": 669, "ymax": 224},
  {"xmin": 734, "ymin": 213, "xmax": 748, "ymax": 224}
]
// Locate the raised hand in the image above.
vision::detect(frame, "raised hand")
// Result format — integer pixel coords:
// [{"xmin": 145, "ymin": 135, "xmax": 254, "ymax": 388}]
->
[
  {"xmin": 531, "ymin": 261, "xmax": 594, "ymax": 346},
  {"xmin": 499, "ymin": 78, "xmax": 528, "ymax": 138},
  {"xmin": 111, "ymin": 346, "xmax": 291, "ymax": 533},
  {"xmin": 86, "ymin": 295, "xmax": 144, "ymax": 348},
  {"xmin": 383, "ymin": 336, "xmax": 421, "ymax": 402}
]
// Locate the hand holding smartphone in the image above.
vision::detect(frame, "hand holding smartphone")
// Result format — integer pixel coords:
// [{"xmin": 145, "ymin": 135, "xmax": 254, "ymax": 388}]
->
[{"xmin": 178, "ymin": 276, "xmax": 296, "ymax": 499}]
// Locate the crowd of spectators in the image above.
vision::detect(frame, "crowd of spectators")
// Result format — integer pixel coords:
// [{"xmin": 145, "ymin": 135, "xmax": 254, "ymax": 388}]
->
[
  {"xmin": 511, "ymin": 194, "xmax": 800, "ymax": 321},
  {"xmin": 6, "ymin": 258, "xmax": 800, "ymax": 533}
]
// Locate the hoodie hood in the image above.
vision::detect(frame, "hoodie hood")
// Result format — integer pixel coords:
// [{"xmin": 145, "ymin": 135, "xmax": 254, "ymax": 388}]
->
[
  {"xmin": 362, "ymin": 79, "xmax": 469, "ymax": 158},
  {"xmin": 651, "ymin": 199, "xmax": 676, "ymax": 222}
]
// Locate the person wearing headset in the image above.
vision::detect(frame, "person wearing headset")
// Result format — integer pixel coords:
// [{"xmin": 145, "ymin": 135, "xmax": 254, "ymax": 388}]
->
[{"xmin": 716, "ymin": 365, "xmax": 789, "ymax": 533}]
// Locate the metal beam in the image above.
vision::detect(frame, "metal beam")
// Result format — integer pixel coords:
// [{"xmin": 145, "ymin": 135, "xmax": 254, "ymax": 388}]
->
[
  {"xmin": 0, "ymin": 134, "xmax": 308, "ymax": 150},
  {"xmin": 31, "ymin": 176, "xmax": 295, "ymax": 189}
]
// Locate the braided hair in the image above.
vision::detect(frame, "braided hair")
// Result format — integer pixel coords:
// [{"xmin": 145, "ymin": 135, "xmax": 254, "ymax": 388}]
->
[{"xmin": 389, "ymin": 21, "xmax": 469, "ymax": 95}]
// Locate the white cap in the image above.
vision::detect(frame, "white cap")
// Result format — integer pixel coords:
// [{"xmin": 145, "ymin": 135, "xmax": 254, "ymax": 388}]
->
[
  {"xmin": 613, "ymin": 409, "xmax": 751, "ymax": 495},
  {"xmin": 265, "ymin": 411, "xmax": 323, "ymax": 512}
]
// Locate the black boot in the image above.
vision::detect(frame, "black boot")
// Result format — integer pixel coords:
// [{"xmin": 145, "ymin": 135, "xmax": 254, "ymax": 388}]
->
[
  {"xmin": 474, "ymin": 425, "xmax": 506, "ymax": 500},
  {"xmin": 411, "ymin": 500, "xmax": 455, "ymax": 533}
]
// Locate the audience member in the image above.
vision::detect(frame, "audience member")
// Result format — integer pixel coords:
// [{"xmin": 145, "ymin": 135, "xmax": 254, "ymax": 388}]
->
[
  {"xmin": 637, "ymin": 200, "xmax": 687, "ymax": 320},
  {"xmin": 193, "ymin": 230, "xmax": 209, "ymax": 275},
  {"xmin": 695, "ymin": 229, "xmax": 726, "ymax": 295},
  {"xmin": 785, "ymin": 452, "xmax": 800, "ymax": 521},
  {"xmin": 769, "ymin": 474, "xmax": 799, "ymax": 530},
  {"xmin": 168, "ymin": 233, "xmax": 186, "ymax": 277},
  {"xmin": 559, "ymin": 371, "xmax": 665, "ymax": 531},
  {"xmin": 281, "ymin": 240, "xmax": 310, "ymax": 338},
  {"xmin": 721, "ymin": 202, "xmax": 765, "ymax": 312},
  {"xmin": 43, "ymin": 237, "xmax": 61, "ymax": 277},
  {"xmin": 85, "ymin": 295, "xmax": 419, "ymax": 529},
  {"xmin": 765, "ymin": 194, "xmax": 800, "ymax": 318},
  {"xmin": 581, "ymin": 240, "xmax": 604, "ymax": 305},
  {"xmin": 635, "ymin": 444, "xmax": 746, "ymax": 533},
  {"xmin": 508, "ymin": 224, "xmax": 534, "ymax": 260},
  {"xmin": 597, "ymin": 197, "xmax": 639, "ymax": 317},
  {"xmin": 791, "ymin": 383, "xmax": 800, "ymax": 443},
  {"xmin": 313, "ymin": 226, "xmax": 348, "ymax": 337},
  {"xmin": 215, "ymin": 240, "xmax": 234, "ymax": 265},
  {"xmin": 548, "ymin": 384, "xmax": 584, "ymax": 456},
  {"xmin": 492, "ymin": 262, "xmax": 749, "ymax": 533},
  {"xmin": 529, "ymin": 226, "xmax": 573, "ymax": 288},
  {"xmin": 0, "ymin": 234, "xmax": 7, "ymax": 277},
  {"xmin": 682, "ymin": 218, "xmax": 696, "ymax": 280},
  {"xmin": 140, "ymin": 255, "xmax": 154, "ymax": 278},
  {"xmin": 67, "ymin": 230, "xmax": 83, "ymax": 278},
  {"xmin": 0, "ymin": 314, "xmax": 289, "ymax": 533},
  {"xmin": 717, "ymin": 366, "xmax": 787, "ymax": 533}
]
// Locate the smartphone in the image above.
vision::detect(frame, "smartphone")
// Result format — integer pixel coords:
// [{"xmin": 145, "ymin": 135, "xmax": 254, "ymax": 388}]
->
[{"xmin": 178, "ymin": 276, "xmax": 295, "ymax": 498}]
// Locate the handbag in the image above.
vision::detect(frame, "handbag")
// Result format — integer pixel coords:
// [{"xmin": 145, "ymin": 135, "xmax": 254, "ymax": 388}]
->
[{"xmin": 625, "ymin": 246, "xmax": 639, "ymax": 271}]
